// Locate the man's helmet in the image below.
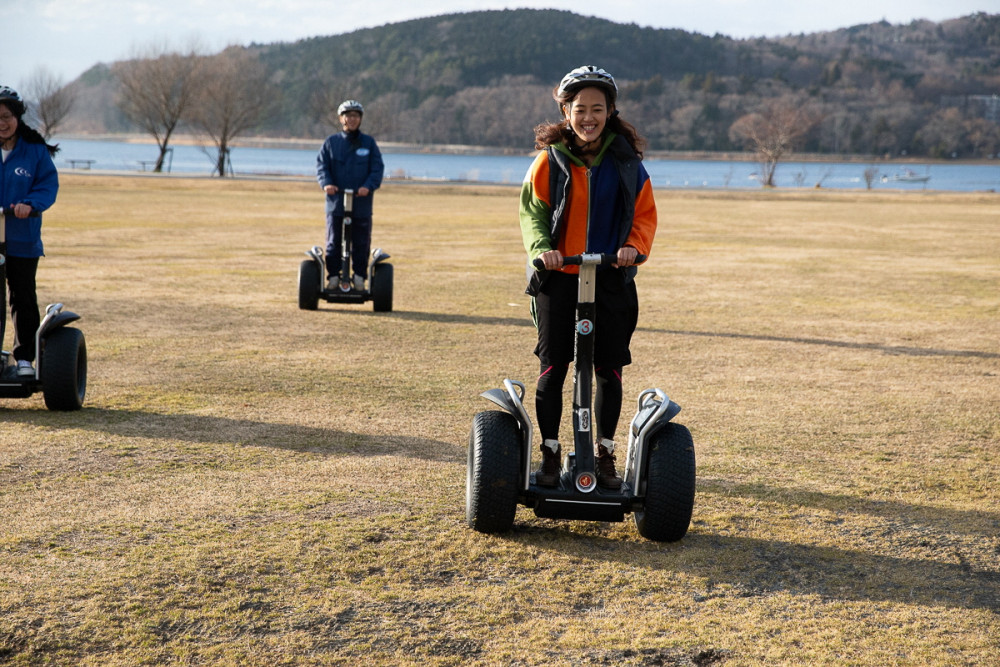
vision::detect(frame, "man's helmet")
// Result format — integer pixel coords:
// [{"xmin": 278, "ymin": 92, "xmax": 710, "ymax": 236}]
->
[
  {"xmin": 0, "ymin": 86, "xmax": 25, "ymax": 116},
  {"xmin": 556, "ymin": 66, "xmax": 618, "ymax": 103},
  {"xmin": 337, "ymin": 99, "xmax": 364, "ymax": 116}
]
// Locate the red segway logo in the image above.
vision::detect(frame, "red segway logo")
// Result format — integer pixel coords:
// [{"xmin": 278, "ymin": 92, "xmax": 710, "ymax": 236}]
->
[
  {"xmin": 576, "ymin": 471, "xmax": 597, "ymax": 492},
  {"xmin": 577, "ymin": 319, "xmax": 593, "ymax": 335}
]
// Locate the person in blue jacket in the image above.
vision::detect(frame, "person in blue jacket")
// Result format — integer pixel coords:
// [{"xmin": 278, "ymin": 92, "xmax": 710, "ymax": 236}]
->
[
  {"xmin": 316, "ymin": 99, "xmax": 384, "ymax": 292},
  {"xmin": 0, "ymin": 86, "xmax": 59, "ymax": 377}
]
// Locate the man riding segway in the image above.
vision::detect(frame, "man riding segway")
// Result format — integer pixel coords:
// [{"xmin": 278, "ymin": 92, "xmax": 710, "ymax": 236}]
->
[{"xmin": 316, "ymin": 99, "xmax": 385, "ymax": 292}]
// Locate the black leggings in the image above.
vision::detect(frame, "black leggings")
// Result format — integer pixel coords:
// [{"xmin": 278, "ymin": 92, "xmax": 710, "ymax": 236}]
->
[
  {"xmin": 5, "ymin": 256, "xmax": 40, "ymax": 362},
  {"xmin": 536, "ymin": 362, "xmax": 623, "ymax": 443}
]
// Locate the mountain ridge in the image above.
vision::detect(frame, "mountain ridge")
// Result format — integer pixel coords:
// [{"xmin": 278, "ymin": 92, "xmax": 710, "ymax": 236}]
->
[{"xmin": 63, "ymin": 9, "xmax": 1000, "ymax": 157}]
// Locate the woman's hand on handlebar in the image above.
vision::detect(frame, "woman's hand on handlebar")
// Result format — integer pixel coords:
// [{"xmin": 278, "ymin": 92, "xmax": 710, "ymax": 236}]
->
[
  {"xmin": 536, "ymin": 249, "xmax": 563, "ymax": 271},
  {"xmin": 323, "ymin": 185, "xmax": 338, "ymax": 196},
  {"xmin": 613, "ymin": 246, "xmax": 638, "ymax": 268}
]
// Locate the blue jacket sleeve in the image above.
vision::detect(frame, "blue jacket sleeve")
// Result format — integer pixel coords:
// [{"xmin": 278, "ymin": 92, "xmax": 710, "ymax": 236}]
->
[
  {"xmin": 316, "ymin": 137, "xmax": 336, "ymax": 188},
  {"xmin": 363, "ymin": 138, "xmax": 384, "ymax": 191},
  {"xmin": 20, "ymin": 148, "xmax": 59, "ymax": 213}
]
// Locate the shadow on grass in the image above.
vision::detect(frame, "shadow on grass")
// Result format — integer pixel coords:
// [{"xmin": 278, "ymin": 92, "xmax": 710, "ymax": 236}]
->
[
  {"xmin": 318, "ymin": 308, "xmax": 999, "ymax": 359},
  {"xmin": 509, "ymin": 523, "xmax": 1000, "ymax": 612},
  {"xmin": 0, "ymin": 407, "xmax": 464, "ymax": 464},
  {"xmin": 698, "ymin": 479, "xmax": 1000, "ymax": 539},
  {"xmin": 639, "ymin": 326, "xmax": 1000, "ymax": 359},
  {"xmin": 317, "ymin": 308, "xmax": 535, "ymax": 328}
]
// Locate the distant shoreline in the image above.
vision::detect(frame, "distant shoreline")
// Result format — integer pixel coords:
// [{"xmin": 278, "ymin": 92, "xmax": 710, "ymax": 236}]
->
[{"xmin": 57, "ymin": 133, "xmax": 998, "ymax": 165}]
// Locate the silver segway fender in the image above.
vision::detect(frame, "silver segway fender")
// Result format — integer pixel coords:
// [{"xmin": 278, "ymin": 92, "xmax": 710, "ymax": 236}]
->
[
  {"xmin": 623, "ymin": 388, "xmax": 682, "ymax": 494},
  {"xmin": 305, "ymin": 246, "xmax": 325, "ymax": 291},
  {"xmin": 32, "ymin": 303, "xmax": 82, "ymax": 383},
  {"xmin": 480, "ymin": 378, "xmax": 534, "ymax": 491},
  {"xmin": 37, "ymin": 303, "xmax": 81, "ymax": 339},
  {"xmin": 367, "ymin": 247, "xmax": 391, "ymax": 283}
]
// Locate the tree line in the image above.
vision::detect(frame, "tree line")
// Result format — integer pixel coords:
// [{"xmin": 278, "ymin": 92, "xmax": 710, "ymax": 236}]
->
[{"xmin": 20, "ymin": 9, "xmax": 1000, "ymax": 179}]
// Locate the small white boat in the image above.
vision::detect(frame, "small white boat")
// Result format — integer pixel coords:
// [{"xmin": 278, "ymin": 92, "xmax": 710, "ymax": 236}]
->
[{"xmin": 883, "ymin": 168, "xmax": 930, "ymax": 183}]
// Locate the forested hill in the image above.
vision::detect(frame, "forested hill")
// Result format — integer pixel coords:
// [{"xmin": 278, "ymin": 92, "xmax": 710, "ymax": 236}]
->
[{"xmin": 70, "ymin": 9, "xmax": 1000, "ymax": 157}]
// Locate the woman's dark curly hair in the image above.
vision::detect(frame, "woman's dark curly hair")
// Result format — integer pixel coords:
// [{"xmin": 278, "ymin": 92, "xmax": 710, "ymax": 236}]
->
[
  {"xmin": 1, "ymin": 95, "xmax": 60, "ymax": 157},
  {"xmin": 532, "ymin": 84, "xmax": 645, "ymax": 159}
]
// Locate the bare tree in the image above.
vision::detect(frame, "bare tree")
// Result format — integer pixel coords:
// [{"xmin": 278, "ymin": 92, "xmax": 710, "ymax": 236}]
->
[
  {"xmin": 22, "ymin": 66, "xmax": 76, "ymax": 140},
  {"xmin": 729, "ymin": 98, "xmax": 820, "ymax": 187},
  {"xmin": 187, "ymin": 49, "xmax": 275, "ymax": 177},
  {"xmin": 863, "ymin": 166, "xmax": 881, "ymax": 190},
  {"xmin": 114, "ymin": 44, "xmax": 202, "ymax": 172}
]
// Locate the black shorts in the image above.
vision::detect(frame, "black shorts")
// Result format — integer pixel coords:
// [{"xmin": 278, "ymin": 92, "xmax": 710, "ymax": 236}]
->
[{"xmin": 533, "ymin": 269, "xmax": 638, "ymax": 367}]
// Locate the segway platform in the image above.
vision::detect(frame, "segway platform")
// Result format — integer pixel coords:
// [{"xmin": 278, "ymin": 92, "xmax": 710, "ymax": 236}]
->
[
  {"xmin": 298, "ymin": 245, "xmax": 393, "ymax": 311},
  {"xmin": 466, "ymin": 254, "xmax": 696, "ymax": 542},
  {"xmin": 0, "ymin": 303, "xmax": 88, "ymax": 410},
  {"xmin": 297, "ymin": 189, "xmax": 393, "ymax": 312},
  {"xmin": 1, "ymin": 207, "xmax": 88, "ymax": 411}
]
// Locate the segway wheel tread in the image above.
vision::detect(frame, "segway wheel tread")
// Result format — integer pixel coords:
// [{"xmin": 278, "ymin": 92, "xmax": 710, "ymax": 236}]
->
[
  {"xmin": 371, "ymin": 262, "xmax": 393, "ymax": 312},
  {"xmin": 41, "ymin": 327, "xmax": 87, "ymax": 411},
  {"xmin": 298, "ymin": 259, "xmax": 320, "ymax": 310},
  {"xmin": 634, "ymin": 422, "xmax": 695, "ymax": 542},
  {"xmin": 466, "ymin": 410, "xmax": 521, "ymax": 533}
]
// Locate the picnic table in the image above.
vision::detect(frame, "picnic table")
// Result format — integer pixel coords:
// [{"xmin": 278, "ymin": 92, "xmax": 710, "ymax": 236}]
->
[{"xmin": 66, "ymin": 159, "xmax": 96, "ymax": 170}]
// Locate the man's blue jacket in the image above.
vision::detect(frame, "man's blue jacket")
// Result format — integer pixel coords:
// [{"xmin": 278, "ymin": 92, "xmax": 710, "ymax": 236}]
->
[{"xmin": 316, "ymin": 130, "xmax": 384, "ymax": 218}]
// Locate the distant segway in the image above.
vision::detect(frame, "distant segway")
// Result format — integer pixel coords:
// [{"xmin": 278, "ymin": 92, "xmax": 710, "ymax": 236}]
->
[
  {"xmin": 0, "ymin": 207, "xmax": 87, "ymax": 410},
  {"xmin": 298, "ymin": 188, "xmax": 393, "ymax": 312},
  {"xmin": 466, "ymin": 253, "xmax": 695, "ymax": 542}
]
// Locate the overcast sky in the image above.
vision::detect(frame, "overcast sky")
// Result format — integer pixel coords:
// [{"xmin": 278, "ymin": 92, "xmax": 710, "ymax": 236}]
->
[{"xmin": 5, "ymin": 0, "xmax": 994, "ymax": 90}]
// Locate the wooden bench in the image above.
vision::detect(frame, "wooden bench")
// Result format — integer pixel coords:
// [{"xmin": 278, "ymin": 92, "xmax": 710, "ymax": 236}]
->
[
  {"xmin": 66, "ymin": 159, "xmax": 96, "ymax": 170},
  {"xmin": 137, "ymin": 160, "xmax": 158, "ymax": 171}
]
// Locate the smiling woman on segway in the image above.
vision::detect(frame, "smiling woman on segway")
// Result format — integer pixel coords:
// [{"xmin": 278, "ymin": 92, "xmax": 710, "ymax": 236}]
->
[{"xmin": 519, "ymin": 65, "xmax": 657, "ymax": 490}]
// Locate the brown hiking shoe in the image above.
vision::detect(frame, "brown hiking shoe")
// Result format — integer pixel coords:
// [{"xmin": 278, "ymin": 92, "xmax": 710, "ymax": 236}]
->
[
  {"xmin": 535, "ymin": 440, "xmax": 561, "ymax": 487},
  {"xmin": 596, "ymin": 441, "xmax": 622, "ymax": 490}
]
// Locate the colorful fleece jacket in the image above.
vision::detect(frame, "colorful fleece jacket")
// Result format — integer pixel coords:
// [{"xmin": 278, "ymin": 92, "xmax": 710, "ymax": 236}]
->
[{"xmin": 519, "ymin": 132, "xmax": 657, "ymax": 281}]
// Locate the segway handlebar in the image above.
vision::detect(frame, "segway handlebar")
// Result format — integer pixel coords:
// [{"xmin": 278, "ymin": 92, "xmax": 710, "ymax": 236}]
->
[
  {"xmin": 1, "ymin": 206, "xmax": 38, "ymax": 217},
  {"xmin": 532, "ymin": 252, "xmax": 647, "ymax": 271}
]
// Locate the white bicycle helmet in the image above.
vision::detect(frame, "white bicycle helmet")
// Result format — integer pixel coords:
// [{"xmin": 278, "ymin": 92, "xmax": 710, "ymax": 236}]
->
[
  {"xmin": 556, "ymin": 66, "xmax": 618, "ymax": 102},
  {"xmin": 337, "ymin": 99, "xmax": 364, "ymax": 116}
]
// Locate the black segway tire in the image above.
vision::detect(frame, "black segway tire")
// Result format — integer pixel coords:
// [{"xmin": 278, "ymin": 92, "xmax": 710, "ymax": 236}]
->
[
  {"xmin": 371, "ymin": 262, "xmax": 393, "ymax": 312},
  {"xmin": 634, "ymin": 422, "xmax": 695, "ymax": 542},
  {"xmin": 298, "ymin": 259, "xmax": 320, "ymax": 310},
  {"xmin": 41, "ymin": 327, "xmax": 87, "ymax": 411},
  {"xmin": 466, "ymin": 410, "xmax": 521, "ymax": 533}
]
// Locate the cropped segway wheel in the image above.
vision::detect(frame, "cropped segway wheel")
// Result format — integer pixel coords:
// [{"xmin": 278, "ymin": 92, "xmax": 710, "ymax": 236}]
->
[
  {"xmin": 298, "ymin": 259, "xmax": 320, "ymax": 310},
  {"xmin": 41, "ymin": 327, "xmax": 87, "ymax": 411},
  {"xmin": 371, "ymin": 262, "xmax": 393, "ymax": 312},
  {"xmin": 466, "ymin": 410, "xmax": 521, "ymax": 533},
  {"xmin": 634, "ymin": 422, "xmax": 696, "ymax": 542}
]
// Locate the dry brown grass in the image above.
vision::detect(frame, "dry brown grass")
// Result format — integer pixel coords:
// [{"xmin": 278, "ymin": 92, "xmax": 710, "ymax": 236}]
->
[{"xmin": 1, "ymin": 174, "xmax": 998, "ymax": 665}]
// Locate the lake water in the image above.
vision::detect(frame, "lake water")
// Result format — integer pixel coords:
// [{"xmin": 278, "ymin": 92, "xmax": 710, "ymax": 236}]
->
[{"xmin": 54, "ymin": 137, "xmax": 1000, "ymax": 193}]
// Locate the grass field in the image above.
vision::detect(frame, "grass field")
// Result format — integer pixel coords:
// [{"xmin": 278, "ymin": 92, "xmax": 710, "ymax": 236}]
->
[{"xmin": 1, "ymin": 173, "xmax": 998, "ymax": 665}]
